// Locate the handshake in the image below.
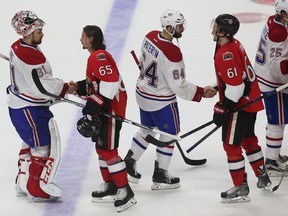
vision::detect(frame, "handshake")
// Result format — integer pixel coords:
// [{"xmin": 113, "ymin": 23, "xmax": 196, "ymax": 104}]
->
[{"xmin": 203, "ymin": 86, "xmax": 217, "ymax": 98}]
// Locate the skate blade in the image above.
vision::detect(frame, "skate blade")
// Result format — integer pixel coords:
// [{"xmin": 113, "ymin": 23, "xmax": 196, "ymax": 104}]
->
[
  {"xmin": 116, "ymin": 197, "xmax": 137, "ymax": 212},
  {"xmin": 151, "ymin": 182, "xmax": 180, "ymax": 190},
  {"xmin": 27, "ymin": 194, "xmax": 60, "ymax": 203},
  {"xmin": 221, "ymin": 195, "xmax": 250, "ymax": 204},
  {"xmin": 128, "ymin": 175, "xmax": 140, "ymax": 184},
  {"xmin": 267, "ymin": 170, "xmax": 288, "ymax": 177},
  {"xmin": 91, "ymin": 195, "xmax": 115, "ymax": 203}
]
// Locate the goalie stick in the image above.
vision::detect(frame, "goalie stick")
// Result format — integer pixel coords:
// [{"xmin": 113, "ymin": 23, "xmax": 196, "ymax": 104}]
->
[
  {"xmin": 31, "ymin": 69, "xmax": 182, "ymax": 141},
  {"xmin": 0, "ymin": 53, "xmax": 10, "ymax": 61},
  {"xmin": 130, "ymin": 50, "xmax": 207, "ymax": 166}
]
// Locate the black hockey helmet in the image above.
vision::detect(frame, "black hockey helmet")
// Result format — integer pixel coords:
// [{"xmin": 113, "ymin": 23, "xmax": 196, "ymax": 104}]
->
[
  {"xmin": 215, "ymin": 14, "xmax": 240, "ymax": 38},
  {"xmin": 77, "ymin": 116, "xmax": 101, "ymax": 138}
]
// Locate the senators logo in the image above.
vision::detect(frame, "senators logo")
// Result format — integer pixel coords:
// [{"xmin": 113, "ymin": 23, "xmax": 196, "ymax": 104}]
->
[
  {"xmin": 96, "ymin": 53, "xmax": 106, "ymax": 61},
  {"xmin": 222, "ymin": 52, "xmax": 233, "ymax": 61}
]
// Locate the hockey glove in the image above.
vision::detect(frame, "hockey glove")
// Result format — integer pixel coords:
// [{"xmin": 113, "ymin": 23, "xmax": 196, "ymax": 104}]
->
[
  {"xmin": 213, "ymin": 97, "xmax": 236, "ymax": 126},
  {"xmin": 76, "ymin": 79, "xmax": 87, "ymax": 96},
  {"xmin": 213, "ymin": 102, "xmax": 228, "ymax": 126},
  {"xmin": 82, "ymin": 94, "xmax": 104, "ymax": 116}
]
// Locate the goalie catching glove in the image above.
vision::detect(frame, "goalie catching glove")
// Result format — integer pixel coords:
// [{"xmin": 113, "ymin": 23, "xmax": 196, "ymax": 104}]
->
[
  {"xmin": 82, "ymin": 94, "xmax": 104, "ymax": 116},
  {"xmin": 77, "ymin": 116, "xmax": 102, "ymax": 138},
  {"xmin": 213, "ymin": 97, "xmax": 236, "ymax": 126}
]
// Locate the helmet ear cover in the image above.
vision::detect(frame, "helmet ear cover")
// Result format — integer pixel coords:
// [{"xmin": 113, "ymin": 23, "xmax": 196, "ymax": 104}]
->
[{"xmin": 77, "ymin": 116, "xmax": 102, "ymax": 138}]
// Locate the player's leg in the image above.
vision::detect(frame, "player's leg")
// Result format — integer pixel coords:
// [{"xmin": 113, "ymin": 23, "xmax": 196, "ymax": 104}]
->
[
  {"xmin": 151, "ymin": 103, "xmax": 180, "ymax": 190},
  {"xmin": 9, "ymin": 106, "xmax": 61, "ymax": 201},
  {"xmin": 220, "ymin": 111, "xmax": 250, "ymax": 203},
  {"xmin": 263, "ymin": 92, "xmax": 288, "ymax": 176},
  {"xmin": 124, "ymin": 108, "xmax": 156, "ymax": 183},
  {"xmin": 93, "ymin": 115, "xmax": 136, "ymax": 212}
]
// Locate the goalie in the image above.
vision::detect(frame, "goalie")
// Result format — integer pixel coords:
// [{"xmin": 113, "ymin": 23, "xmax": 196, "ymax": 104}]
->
[{"xmin": 7, "ymin": 10, "xmax": 77, "ymax": 201}]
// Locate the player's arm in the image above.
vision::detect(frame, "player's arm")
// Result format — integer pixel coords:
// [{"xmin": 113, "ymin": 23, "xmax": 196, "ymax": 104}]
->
[{"xmin": 83, "ymin": 54, "xmax": 118, "ymax": 116}]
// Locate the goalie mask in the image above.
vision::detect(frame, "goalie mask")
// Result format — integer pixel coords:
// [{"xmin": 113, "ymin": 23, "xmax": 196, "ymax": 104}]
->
[
  {"xmin": 11, "ymin": 10, "xmax": 45, "ymax": 37},
  {"xmin": 214, "ymin": 14, "xmax": 240, "ymax": 39},
  {"xmin": 77, "ymin": 116, "xmax": 101, "ymax": 138}
]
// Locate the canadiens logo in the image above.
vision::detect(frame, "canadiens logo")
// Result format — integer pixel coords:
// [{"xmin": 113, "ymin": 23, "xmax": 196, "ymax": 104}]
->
[
  {"xmin": 222, "ymin": 52, "xmax": 233, "ymax": 61},
  {"xmin": 96, "ymin": 53, "xmax": 106, "ymax": 61}
]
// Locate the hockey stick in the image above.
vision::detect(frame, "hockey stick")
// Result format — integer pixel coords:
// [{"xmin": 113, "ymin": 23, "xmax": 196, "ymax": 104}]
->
[
  {"xmin": 0, "ymin": 53, "xmax": 10, "ymax": 61},
  {"xmin": 31, "ymin": 69, "xmax": 181, "ymax": 141},
  {"xmin": 272, "ymin": 164, "xmax": 288, "ymax": 192},
  {"xmin": 186, "ymin": 82, "xmax": 288, "ymax": 153},
  {"xmin": 175, "ymin": 141, "xmax": 207, "ymax": 165},
  {"xmin": 130, "ymin": 50, "xmax": 207, "ymax": 166},
  {"xmin": 145, "ymin": 120, "xmax": 214, "ymax": 147},
  {"xmin": 186, "ymin": 125, "xmax": 221, "ymax": 153}
]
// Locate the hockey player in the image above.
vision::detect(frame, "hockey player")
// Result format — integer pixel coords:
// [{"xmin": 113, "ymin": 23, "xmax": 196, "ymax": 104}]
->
[
  {"xmin": 211, "ymin": 14, "xmax": 271, "ymax": 203},
  {"xmin": 254, "ymin": 0, "xmax": 288, "ymax": 176},
  {"xmin": 8, "ymin": 10, "xmax": 77, "ymax": 201},
  {"xmin": 124, "ymin": 9, "xmax": 216, "ymax": 190},
  {"xmin": 74, "ymin": 25, "xmax": 136, "ymax": 212}
]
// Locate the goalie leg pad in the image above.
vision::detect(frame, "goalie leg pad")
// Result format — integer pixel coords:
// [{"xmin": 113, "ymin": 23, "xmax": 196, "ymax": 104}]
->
[
  {"xmin": 16, "ymin": 144, "xmax": 31, "ymax": 196},
  {"xmin": 39, "ymin": 119, "xmax": 62, "ymax": 197}
]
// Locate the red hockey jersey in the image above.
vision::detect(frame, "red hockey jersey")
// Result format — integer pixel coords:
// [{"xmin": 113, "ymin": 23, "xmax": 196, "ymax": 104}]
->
[
  {"xmin": 86, "ymin": 49, "xmax": 127, "ymax": 118},
  {"xmin": 214, "ymin": 38, "xmax": 264, "ymax": 112}
]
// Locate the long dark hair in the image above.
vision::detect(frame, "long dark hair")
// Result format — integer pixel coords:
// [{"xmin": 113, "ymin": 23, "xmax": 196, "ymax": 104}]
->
[{"xmin": 83, "ymin": 25, "xmax": 106, "ymax": 51}]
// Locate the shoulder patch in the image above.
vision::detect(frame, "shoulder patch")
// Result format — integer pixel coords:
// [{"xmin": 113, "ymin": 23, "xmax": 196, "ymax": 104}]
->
[
  {"xmin": 96, "ymin": 53, "xmax": 106, "ymax": 61},
  {"xmin": 222, "ymin": 52, "xmax": 233, "ymax": 61}
]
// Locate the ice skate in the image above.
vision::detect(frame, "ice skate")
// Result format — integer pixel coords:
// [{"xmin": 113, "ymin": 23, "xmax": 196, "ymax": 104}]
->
[
  {"xmin": 91, "ymin": 181, "xmax": 118, "ymax": 203},
  {"xmin": 151, "ymin": 160, "xmax": 180, "ymax": 190},
  {"xmin": 257, "ymin": 167, "xmax": 272, "ymax": 191},
  {"xmin": 221, "ymin": 173, "xmax": 250, "ymax": 203},
  {"xmin": 114, "ymin": 184, "xmax": 137, "ymax": 212},
  {"xmin": 265, "ymin": 157, "xmax": 288, "ymax": 177},
  {"xmin": 124, "ymin": 150, "xmax": 142, "ymax": 183}
]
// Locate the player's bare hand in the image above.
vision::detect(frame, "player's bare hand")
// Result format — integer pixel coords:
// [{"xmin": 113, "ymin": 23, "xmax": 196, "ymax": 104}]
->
[
  {"xmin": 203, "ymin": 86, "xmax": 217, "ymax": 98},
  {"xmin": 66, "ymin": 81, "xmax": 78, "ymax": 94}
]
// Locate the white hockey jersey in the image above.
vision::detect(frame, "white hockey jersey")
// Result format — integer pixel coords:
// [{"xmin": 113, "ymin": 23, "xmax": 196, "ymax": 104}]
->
[
  {"xmin": 255, "ymin": 15, "xmax": 288, "ymax": 92},
  {"xmin": 136, "ymin": 30, "xmax": 204, "ymax": 111},
  {"xmin": 7, "ymin": 39, "xmax": 68, "ymax": 109}
]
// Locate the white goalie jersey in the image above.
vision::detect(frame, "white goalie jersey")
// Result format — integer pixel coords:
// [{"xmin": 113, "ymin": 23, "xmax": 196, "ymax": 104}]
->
[
  {"xmin": 136, "ymin": 30, "xmax": 204, "ymax": 112},
  {"xmin": 255, "ymin": 15, "xmax": 288, "ymax": 92},
  {"xmin": 7, "ymin": 39, "xmax": 68, "ymax": 109}
]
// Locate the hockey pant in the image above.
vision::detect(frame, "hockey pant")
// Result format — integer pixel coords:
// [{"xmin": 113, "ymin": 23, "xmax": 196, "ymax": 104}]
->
[{"xmin": 223, "ymin": 136, "xmax": 265, "ymax": 186}]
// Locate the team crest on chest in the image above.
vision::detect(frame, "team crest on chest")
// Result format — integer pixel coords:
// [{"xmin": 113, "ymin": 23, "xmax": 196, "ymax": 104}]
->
[
  {"xmin": 96, "ymin": 53, "xmax": 106, "ymax": 61},
  {"xmin": 222, "ymin": 52, "xmax": 233, "ymax": 61}
]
